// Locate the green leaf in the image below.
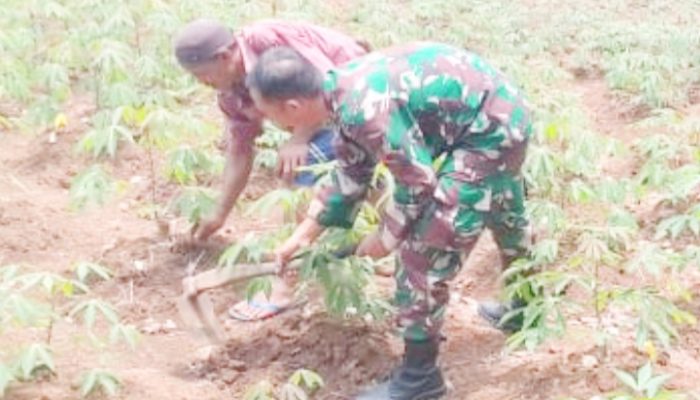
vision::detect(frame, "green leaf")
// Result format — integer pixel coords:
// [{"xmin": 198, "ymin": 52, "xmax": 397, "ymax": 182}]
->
[
  {"xmin": 170, "ymin": 187, "xmax": 217, "ymax": 225},
  {"xmin": 35, "ymin": 63, "xmax": 70, "ymax": 91},
  {"xmin": 92, "ymin": 39, "xmax": 133, "ymax": 78},
  {"xmin": 70, "ymin": 299, "xmax": 120, "ymax": 330},
  {"xmin": 79, "ymin": 369, "xmax": 121, "ymax": 398},
  {"xmin": 645, "ymin": 374, "xmax": 671, "ymax": 398},
  {"xmin": 532, "ymin": 239, "xmax": 559, "ymax": 263},
  {"xmin": 79, "ymin": 116, "xmax": 133, "ymax": 159},
  {"xmin": 524, "ymin": 146, "xmax": 559, "ymax": 192},
  {"xmin": 289, "ymin": 369, "xmax": 324, "ymax": 391},
  {"xmin": 626, "ymin": 244, "xmax": 682, "ymax": 276},
  {"xmin": 596, "ymin": 177, "xmax": 628, "ymax": 204},
  {"xmin": 609, "ymin": 395, "xmax": 634, "ymax": 400},
  {"xmin": 543, "ymin": 122, "xmax": 559, "ymax": 141},
  {"xmin": 96, "ymin": 372, "xmax": 121, "ymax": 396},
  {"xmin": 219, "ymin": 242, "xmax": 246, "ymax": 268},
  {"xmin": 102, "ymin": 82, "xmax": 140, "ymax": 109},
  {"xmin": 61, "ymin": 281, "xmax": 76, "ymax": 297},
  {"xmin": 577, "ymin": 232, "xmax": 608, "ymax": 263},
  {"xmin": 140, "ymin": 107, "xmax": 180, "ymax": 149},
  {"xmin": 17, "ymin": 344, "xmax": 55, "ymax": 380},
  {"xmin": 689, "ymin": 218, "xmax": 700, "ymax": 236},
  {"xmin": 522, "ymin": 302, "xmax": 545, "ymax": 330},
  {"xmin": 314, "ymin": 256, "xmax": 373, "ymax": 317},
  {"xmin": 649, "ymin": 320, "xmax": 672, "ymax": 349},
  {"xmin": 135, "ymin": 56, "xmax": 162, "ymax": 82},
  {"xmin": 568, "ymin": 179, "xmax": 596, "ymax": 203},
  {"xmin": 636, "ymin": 159, "xmax": 669, "ymax": 189},
  {"xmin": 669, "ymin": 217, "xmax": 689, "ymax": 239},
  {"xmin": 70, "ymin": 165, "xmax": 116, "ymax": 211},
  {"xmin": 16, "ymin": 271, "xmax": 88, "ymax": 296},
  {"xmin": 243, "ymin": 380, "xmax": 275, "ymax": 400},
  {"xmin": 278, "ymin": 383, "xmax": 308, "ymax": 400},
  {"xmin": 654, "ymin": 211, "xmax": 700, "ymax": 240},
  {"xmin": 74, "ymin": 262, "xmax": 113, "ymax": 284},
  {"xmin": 637, "ymin": 362, "xmax": 653, "ymax": 387},
  {"xmin": 165, "ymin": 145, "xmax": 219, "ymax": 185},
  {"xmin": 225, "ymin": 234, "xmax": 274, "ymax": 268},
  {"xmin": 613, "ymin": 368, "xmax": 639, "ymax": 392},
  {"xmin": 121, "ymin": 105, "xmax": 149, "ymax": 127},
  {"xmin": 245, "ymin": 277, "xmax": 273, "ymax": 302},
  {"xmin": 245, "ymin": 188, "xmax": 307, "ymax": 220},
  {"xmin": 0, "ymin": 264, "xmax": 21, "ymax": 283},
  {"xmin": 41, "ymin": 274, "xmax": 57, "ymax": 294},
  {"xmin": 84, "ymin": 302, "xmax": 97, "ymax": 330},
  {"xmin": 109, "ymin": 323, "xmax": 139, "ymax": 351},
  {"xmin": 0, "ymin": 363, "xmax": 14, "ymax": 397},
  {"xmin": 6, "ymin": 294, "xmax": 50, "ymax": 326},
  {"xmin": 79, "ymin": 370, "xmax": 98, "ymax": 397},
  {"xmin": 661, "ymin": 165, "xmax": 700, "ymax": 204},
  {"xmin": 42, "ymin": 1, "xmax": 70, "ymax": 19}
]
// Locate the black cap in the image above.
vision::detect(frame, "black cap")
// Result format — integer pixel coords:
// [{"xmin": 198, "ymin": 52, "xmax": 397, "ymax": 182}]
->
[{"xmin": 174, "ymin": 19, "xmax": 234, "ymax": 68}]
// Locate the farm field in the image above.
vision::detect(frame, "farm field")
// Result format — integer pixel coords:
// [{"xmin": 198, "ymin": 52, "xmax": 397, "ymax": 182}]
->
[{"xmin": 1, "ymin": 0, "xmax": 700, "ymax": 399}]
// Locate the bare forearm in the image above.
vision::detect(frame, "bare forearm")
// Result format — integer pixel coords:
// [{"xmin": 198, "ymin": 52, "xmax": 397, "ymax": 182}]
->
[
  {"xmin": 276, "ymin": 217, "xmax": 325, "ymax": 264},
  {"xmin": 290, "ymin": 217, "xmax": 325, "ymax": 247},
  {"xmin": 215, "ymin": 149, "xmax": 254, "ymax": 220}
]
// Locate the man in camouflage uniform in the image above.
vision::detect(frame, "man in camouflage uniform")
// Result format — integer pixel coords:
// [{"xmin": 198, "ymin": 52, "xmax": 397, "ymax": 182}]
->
[{"xmin": 247, "ymin": 43, "xmax": 532, "ymax": 399}]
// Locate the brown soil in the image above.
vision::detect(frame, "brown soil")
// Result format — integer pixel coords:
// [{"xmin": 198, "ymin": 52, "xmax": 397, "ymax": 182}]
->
[{"xmin": 3, "ymin": 78, "xmax": 700, "ymax": 400}]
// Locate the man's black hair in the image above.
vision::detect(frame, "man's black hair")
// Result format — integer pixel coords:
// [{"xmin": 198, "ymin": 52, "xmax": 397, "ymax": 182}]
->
[{"xmin": 246, "ymin": 47, "xmax": 323, "ymax": 99}]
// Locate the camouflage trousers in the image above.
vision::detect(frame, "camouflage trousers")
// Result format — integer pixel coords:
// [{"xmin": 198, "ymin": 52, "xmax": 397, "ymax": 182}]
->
[{"xmin": 395, "ymin": 141, "xmax": 530, "ymax": 341}]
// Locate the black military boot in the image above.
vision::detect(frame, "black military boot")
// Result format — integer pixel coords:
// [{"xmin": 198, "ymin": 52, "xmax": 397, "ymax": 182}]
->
[
  {"xmin": 356, "ymin": 338, "xmax": 446, "ymax": 400},
  {"xmin": 477, "ymin": 297, "xmax": 527, "ymax": 333}
]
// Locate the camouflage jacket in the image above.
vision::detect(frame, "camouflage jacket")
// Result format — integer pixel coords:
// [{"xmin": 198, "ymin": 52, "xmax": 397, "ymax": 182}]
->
[{"xmin": 307, "ymin": 42, "xmax": 532, "ymax": 249}]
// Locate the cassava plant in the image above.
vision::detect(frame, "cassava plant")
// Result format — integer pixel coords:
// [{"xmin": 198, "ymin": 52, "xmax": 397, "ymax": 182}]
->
[{"xmin": 0, "ymin": 263, "xmax": 137, "ymax": 398}]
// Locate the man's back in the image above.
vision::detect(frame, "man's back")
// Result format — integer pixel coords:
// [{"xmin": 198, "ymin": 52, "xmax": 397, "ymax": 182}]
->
[
  {"xmin": 325, "ymin": 42, "xmax": 531, "ymax": 162},
  {"xmin": 237, "ymin": 19, "xmax": 368, "ymax": 73}
]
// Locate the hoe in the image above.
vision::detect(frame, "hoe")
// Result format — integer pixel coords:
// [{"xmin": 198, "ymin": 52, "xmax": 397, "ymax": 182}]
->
[{"xmin": 177, "ymin": 245, "xmax": 356, "ymax": 343}]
